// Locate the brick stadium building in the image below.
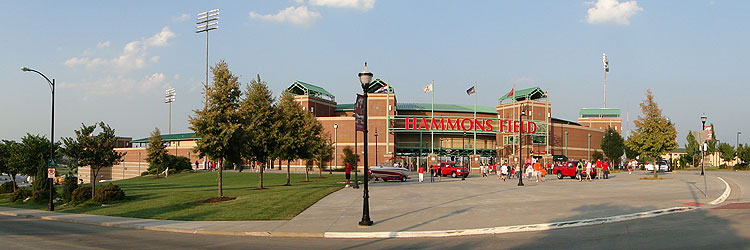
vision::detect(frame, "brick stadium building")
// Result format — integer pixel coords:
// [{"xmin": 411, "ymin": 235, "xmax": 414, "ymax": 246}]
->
[{"xmin": 81, "ymin": 81, "xmax": 622, "ymax": 183}]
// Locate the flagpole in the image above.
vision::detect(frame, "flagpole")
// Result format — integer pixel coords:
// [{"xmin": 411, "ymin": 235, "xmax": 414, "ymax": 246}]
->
[
  {"xmin": 386, "ymin": 84, "xmax": 390, "ymax": 157},
  {"xmin": 473, "ymin": 82, "xmax": 477, "ymax": 155},
  {"xmin": 431, "ymin": 80, "xmax": 434, "ymax": 155}
]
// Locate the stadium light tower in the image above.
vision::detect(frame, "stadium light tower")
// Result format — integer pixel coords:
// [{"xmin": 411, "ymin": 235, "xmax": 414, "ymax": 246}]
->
[
  {"xmin": 165, "ymin": 88, "xmax": 176, "ymax": 134},
  {"xmin": 196, "ymin": 9, "xmax": 219, "ymax": 108}
]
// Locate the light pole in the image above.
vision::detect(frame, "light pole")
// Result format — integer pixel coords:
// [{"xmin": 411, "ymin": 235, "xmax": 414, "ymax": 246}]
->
[
  {"xmin": 333, "ymin": 123, "xmax": 338, "ymax": 174},
  {"xmin": 21, "ymin": 66, "xmax": 55, "ymax": 211},
  {"xmin": 518, "ymin": 106, "xmax": 526, "ymax": 186},
  {"xmin": 701, "ymin": 114, "xmax": 707, "ymax": 176},
  {"xmin": 196, "ymin": 9, "xmax": 219, "ymax": 109},
  {"xmin": 564, "ymin": 131, "xmax": 568, "ymax": 157},
  {"xmin": 588, "ymin": 134, "xmax": 591, "ymax": 161},
  {"xmin": 374, "ymin": 128, "xmax": 379, "ymax": 166},
  {"xmin": 358, "ymin": 62, "xmax": 374, "ymax": 226},
  {"xmin": 165, "ymin": 88, "xmax": 175, "ymax": 134}
]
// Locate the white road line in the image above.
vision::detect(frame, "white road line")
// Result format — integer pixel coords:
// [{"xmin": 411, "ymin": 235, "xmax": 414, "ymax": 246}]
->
[{"xmin": 709, "ymin": 177, "xmax": 731, "ymax": 205}]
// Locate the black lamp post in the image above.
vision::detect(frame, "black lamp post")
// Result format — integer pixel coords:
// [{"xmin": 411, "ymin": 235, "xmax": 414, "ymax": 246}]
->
[
  {"xmin": 374, "ymin": 128, "xmax": 379, "ymax": 166},
  {"xmin": 518, "ymin": 107, "xmax": 526, "ymax": 186},
  {"xmin": 358, "ymin": 62, "xmax": 374, "ymax": 226},
  {"xmin": 21, "ymin": 67, "xmax": 55, "ymax": 211},
  {"xmin": 701, "ymin": 114, "xmax": 707, "ymax": 176}
]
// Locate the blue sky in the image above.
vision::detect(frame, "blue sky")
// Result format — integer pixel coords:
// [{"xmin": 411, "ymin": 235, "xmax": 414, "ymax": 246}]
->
[{"xmin": 1, "ymin": 0, "xmax": 748, "ymax": 146}]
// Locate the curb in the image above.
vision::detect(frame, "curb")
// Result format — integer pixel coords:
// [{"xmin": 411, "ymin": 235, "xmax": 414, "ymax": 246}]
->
[{"xmin": 709, "ymin": 177, "xmax": 731, "ymax": 205}]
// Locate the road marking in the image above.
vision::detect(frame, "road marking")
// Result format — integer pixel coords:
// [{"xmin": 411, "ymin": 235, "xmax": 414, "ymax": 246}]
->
[
  {"xmin": 709, "ymin": 177, "xmax": 731, "ymax": 205},
  {"xmin": 324, "ymin": 206, "xmax": 696, "ymax": 239}
]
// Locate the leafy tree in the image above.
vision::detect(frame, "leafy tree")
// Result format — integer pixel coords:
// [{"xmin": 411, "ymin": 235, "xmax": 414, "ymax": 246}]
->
[
  {"xmin": 592, "ymin": 151, "xmax": 604, "ymax": 161},
  {"xmin": 718, "ymin": 142, "xmax": 735, "ymax": 163},
  {"xmin": 0, "ymin": 140, "xmax": 19, "ymax": 192},
  {"xmin": 316, "ymin": 139, "xmax": 333, "ymax": 177},
  {"xmin": 17, "ymin": 134, "xmax": 60, "ymax": 193},
  {"xmin": 61, "ymin": 122, "xmax": 124, "ymax": 198},
  {"xmin": 239, "ymin": 74, "xmax": 277, "ymax": 189},
  {"xmin": 684, "ymin": 131, "xmax": 699, "ymax": 167},
  {"xmin": 625, "ymin": 90, "xmax": 678, "ymax": 178},
  {"xmin": 275, "ymin": 92, "xmax": 308, "ymax": 186},
  {"xmin": 342, "ymin": 146, "xmax": 359, "ymax": 169},
  {"xmin": 299, "ymin": 107, "xmax": 325, "ymax": 182},
  {"xmin": 146, "ymin": 127, "xmax": 168, "ymax": 177},
  {"xmin": 600, "ymin": 127, "xmax": 624, "ymax": 164},
  {"xmin": 189, "ymin": 60, "xmax": 243, "ymax": 197},
  {"xmin": 624, "ymin": 140, "xmax": 639, "ymax": 160}
]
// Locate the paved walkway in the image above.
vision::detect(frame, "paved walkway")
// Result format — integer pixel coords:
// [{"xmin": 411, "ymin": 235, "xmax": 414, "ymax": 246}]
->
[{"xmin": 0, "ymin": 171, "xmax": 742, "ymax": 238}]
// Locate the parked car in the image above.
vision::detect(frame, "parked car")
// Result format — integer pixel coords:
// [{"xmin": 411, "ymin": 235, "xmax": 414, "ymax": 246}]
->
[
  {"xmin": 552, "ymin": 161, "xmax": 597, "ymax": 179},
  {"xmin": 645, "ymin": 160, "xmax": 670, "ymax": 172},
  {"xmin": 431, "ymin": 162, "xmax": 469, "ymax": 178},
  {"xmin": 0, "ymin": 175, "xmax": 11, "ymax": 184}
]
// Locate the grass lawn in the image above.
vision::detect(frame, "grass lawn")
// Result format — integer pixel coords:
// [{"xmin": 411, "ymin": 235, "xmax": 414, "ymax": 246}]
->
[{"xmin": 0, "ymin": 171, "xmax": 345, "ymax": 221}]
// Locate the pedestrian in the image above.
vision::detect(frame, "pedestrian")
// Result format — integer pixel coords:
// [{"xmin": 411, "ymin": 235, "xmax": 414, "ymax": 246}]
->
[
  {"xmin": 628, "ymin": 160, "xmax": 634, "ymax": 174},
  {"xmin": 500, "ymin": 163, "xmax": 508, "ymax": 181},
  {"xmin": 482, "ymin": 164, "xmax": 489, "ymax": 177},
  {"xmin": 577, "ymin": 160, "xmax": 584, "ymax": 182},
  {"xmin": 418, "ymin": 165, "xmax": 424, "ymax": 183},
  {"xmin": 430, "ymin": 165, "xmax": 435, "ymax": 182},
  {"xmin": 595, "ymin": 159, "xmax": 603, "ymax": 179},
  {"xmin": 603, "ymin": 160, "xmax": 610, "ymax": 179},
  {"xmin": 515, "ymin": 164, "xmax": 521, "ymax": 179},
  {"xmin": 526, "ymin": 164, "xmax": 534, "ymax": 180},
  {"xmin": 345, "ymin": 163, "xmax": 352, "ymax": 187},
  {"xmin": 194, "ymin": 161, "xmax": 199, "ymax": 170},
  {"xmin": 533, "ymin": 161, "xmax": 541, "ymax": 182},
  {"xmin": 585, "ymin": 160, "xmax": 593, "ymax": 181},
  {"xmin": 437, "ymin": 165, "xmax": 442, "ymax": 182}
]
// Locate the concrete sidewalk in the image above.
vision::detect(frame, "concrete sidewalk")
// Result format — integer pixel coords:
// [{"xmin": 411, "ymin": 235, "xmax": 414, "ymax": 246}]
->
[{"xmin": 0, "ymin": 171, "xmax": 736, "ymax": 238}]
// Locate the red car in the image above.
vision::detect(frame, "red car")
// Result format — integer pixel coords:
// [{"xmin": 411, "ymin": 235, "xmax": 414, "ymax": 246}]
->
[
  {"xmin": 431, "ymin": 162, "xmax": 469, "ymax": 178},
  {"xmin": 552, "ymin": 161, "xmax": 597, "ymax": 179}
]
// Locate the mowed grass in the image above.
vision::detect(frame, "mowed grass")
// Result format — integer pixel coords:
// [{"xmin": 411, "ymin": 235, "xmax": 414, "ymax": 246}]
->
[{"xmin": 0, "ymin": 172, "xmax": 344, "ymax": 221}]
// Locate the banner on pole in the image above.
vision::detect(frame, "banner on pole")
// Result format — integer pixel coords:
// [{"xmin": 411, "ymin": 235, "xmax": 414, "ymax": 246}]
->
[{"xmin": 355, "ymin": 94, "xmax": 365, "ymax": 131}]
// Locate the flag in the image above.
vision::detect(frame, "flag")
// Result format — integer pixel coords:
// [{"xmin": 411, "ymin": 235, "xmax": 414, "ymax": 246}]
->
[
  {"xmin": 422, "ymin": 83, "xmax": 433, "ymax": 93},
  {"xmin": 466, "ymin": 86, "xmax": 475, "ymax": 95},
  {"xmin": 603, "ymin": 53, "xmax": 609, "ymax": 72},
  {"xmin": 374, "ymin": 84, "xmax": 388, "ymax": 93},
  {"xmin": 506, "ymin": 88, "xmax": 514, "ymax": 97}
]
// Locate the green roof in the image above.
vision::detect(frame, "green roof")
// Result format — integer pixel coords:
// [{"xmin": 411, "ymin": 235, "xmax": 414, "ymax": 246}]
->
[
  {"xmin": 579, "ymin": 108, "xmax": 621, "ymax": 118},
  {"xmin": 286, "ymin": 81, "xmax": 335, "ymax": 101},
  {"xmin": 498, "ymin": 86, "xmax": 546, "ymax": 103},
  {"xmin": 551, "ymin": 117, "xmax": 581, "ymax": 126},
  {"xmin": 132, "ymin": 132, "xmax": 199, "ymax": 143},
  {"xmin": 336, "ymin": 103, "xmax": 497, "ymax": 114},
  {"xmin": 367, "ymin": 79, "xmax": 394, "ymax": 94}
]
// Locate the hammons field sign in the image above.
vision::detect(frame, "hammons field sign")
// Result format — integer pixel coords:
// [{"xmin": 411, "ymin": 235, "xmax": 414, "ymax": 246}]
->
[{"xmin": 401, "ymin": 117, "xmax": 540, "ymax": 134}]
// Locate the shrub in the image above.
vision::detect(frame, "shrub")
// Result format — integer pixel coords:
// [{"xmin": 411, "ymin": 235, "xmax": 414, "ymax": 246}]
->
[
  {"xmin": 31, "ymin": 189, "xmax": 49, "ymax": 203},
  {"xmin": 72, "ymin": 186, "xmax": 93, "ymax": 203},
  {"xmin": 62, "ymin": 175, "xmax": 79, "ymax": 202},
  {"xmin": 141, "ymin": 171, "xmax": 149, "ymax": 176},
  {"xmin": 9, "ymin": 189, "xmax": 30, "ymax": 202},
  {"xmin": 93, "ymin": 183, "xmax": 125, "ymax": 203},
  {"xmin": 734, "ymin": 163, "xmax": 749, "ymax": 170},
  {"xmin": 148, "ymin": 155, "xmax": 192, "ymax": 175},
  {"xmin": 0, "ymin": 182, "xmax": 17, "ymax": 194}
]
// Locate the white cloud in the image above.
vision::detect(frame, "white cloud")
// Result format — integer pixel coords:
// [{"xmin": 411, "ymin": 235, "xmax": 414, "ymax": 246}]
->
[
  {"xmin": 249, "ymin": 6, "xmax": 321, "ymax": 25},
  {"xmin": 96, "ymin": 41, "xmax": 110, "ymax": 48},
  {"xmin": 64, "ymin": 27, "xmax": 175, "ymax": 72},
  {"xmin": 310, "ymin": 0, "xmax": 375, "ymax": 11},
  {"xmin": 59, "ymin": 72, "xmax": 168, "ymax": 99},
  {"xmin": 172, "ymin": 13, "xmax": 190, "ymax": 22},
  {"xmin": 586, "ymin": 0, "xmax": 643, "ymax": 25}
]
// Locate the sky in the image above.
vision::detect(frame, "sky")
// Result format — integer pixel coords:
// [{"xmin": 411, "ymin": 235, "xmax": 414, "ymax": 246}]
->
[{"xmin": 1, "ymin": 0, "xmax": 749, "ymax": 147}]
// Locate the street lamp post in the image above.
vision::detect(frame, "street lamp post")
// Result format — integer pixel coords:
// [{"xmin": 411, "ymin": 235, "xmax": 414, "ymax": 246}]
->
[
  {"xmin": 701, "ymin": 114, "xmax": 707, "ymax": 176},
  {"xmin": 374, "ymin": 128, "xmax": 379, "ymax": 166},
  {"xmin": 21, "ymin": 67, "xmax": 55, "ymax": 211},
  {"xmin": 358, "ymin": 63, "xmax": 374, "ymax": 226},
  {"xmin": 518, "ymin": 106, "xmax": 526, "ymax": 186},
  {"xmin": 564, "ymin": 131, "xmax": 568, "ymax": 157},
  {"xmin": 333, "ymin": 124, "xmax": 338, "ymax": 174},
  {"xmin": 196, "ymin": 9, "xmax": 219, "ymax": 109},
  {"xmin": 165, "ymin": 88, "xmax": 175, "ymax": 134}
]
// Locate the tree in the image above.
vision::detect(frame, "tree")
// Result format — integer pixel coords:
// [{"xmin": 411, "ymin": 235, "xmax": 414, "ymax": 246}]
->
[
  {"xmin": 624, "ymin": 142, "xmax": 638, "ymax": 160},
  {"xmin": 342, "ymin": 146, "xmax": 359, "ymax": 169},
  {"xmin": 18, "ymin": 134, "xmax": 60, "ymax": 194},
  {"xmin": 592, "ymin": 151, "xmax": 604, "ymax": 161},
  {"xmin": 624, "ymin": 89, "xmax": 678, "ymax": 178},
  {"xmin": 0, "ymin": 140, "xmax": 19, "ymax": 192},
  {"xmin": 61, "ymin": 122, "xmax": 124, "ymax": 198},
  {"xmin": 600, "ymin": 127, "xmax": 624, "ymax": 164},
  {"xmin": 684, "ymin": 131, "xmax": 699, "ymax": 168},
  {"xmin": 275, "ymin": 92, "xmax": 308, "ymax": 186},
  {"xmin": 737, "ymin": 144, "xmax": 750, "ymax": 169},
  {"xmin": 189, "ymin": 60, "xmax": 243, "ymax": 198},
  {"xmin": 316, "ymin": 139, "xmax": 333, "ymax": 177},
  {"xmin": 146, "ymin": 127, "xmax": 168, "ymax": 177},
  {"xmin": 239, "ymin": 74, "xmax": 277, "ymax": 190},
  {"xmin": 718, "ymin": 142, "xmax": 735, "ymax": 164},
  {"xmin": 299, "ymin": 107, "xmax": 325, "ymax": 182}
]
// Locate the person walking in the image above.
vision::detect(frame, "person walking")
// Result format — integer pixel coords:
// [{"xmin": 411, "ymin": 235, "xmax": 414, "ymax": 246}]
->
[
  {"xmin": 533, "ymin": 161, "xmax": 542, "ymax": 182},
  {"xmin": 500, "ymin": 163, "xmax": 508, "ymax": 181},
  {"xmin": 525, "ymin": 164, "xmax": 534, "ymax": 180},
  {"xmin": 577, "ymin": 160, "xmax": 584, "ymax": 182},
  {"xmin": 585, "ymin": 160, "xmax": 593, "ymax": 181},
  {"xmin": 603, "ymin": 160, "xmax": 610, "ymax": 179},
  {"xmin": 345, "ymin": 163, "xmax": 352, "ymax": 187},
  {"xmin": 595, "ymin": 159, "xmax": 603, "ymax": 179},
  {"xmin": 418, "ymin": 165, "xmax": 424, "ymax": 183}
]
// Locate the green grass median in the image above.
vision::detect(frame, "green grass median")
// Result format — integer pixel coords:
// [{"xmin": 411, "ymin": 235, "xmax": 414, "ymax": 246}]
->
[{"xmin": 0, "ymin": 172, "xmax": 345, "ymax": 221}]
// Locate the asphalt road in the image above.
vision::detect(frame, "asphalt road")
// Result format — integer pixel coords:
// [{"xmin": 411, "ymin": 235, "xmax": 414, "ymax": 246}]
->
[{"xmin": 2, "ymin": 208, "xmax": 748, "ymax": 250}]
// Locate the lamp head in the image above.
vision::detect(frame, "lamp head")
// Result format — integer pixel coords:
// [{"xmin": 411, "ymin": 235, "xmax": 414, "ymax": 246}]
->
[
  {"xmin": 21, "ymin": 67, "xmax": 32, "ymax": 72},
  {"xmin": 334, "ymin": 123, "xmax": 338, "ymax": 129},
  {"xmin": 358, "ymin": 62, "xmax": 373, "ymax": 90},
  {"xmin": 700, "ymin": 115, "xmax": 707, "ymax": 123}
]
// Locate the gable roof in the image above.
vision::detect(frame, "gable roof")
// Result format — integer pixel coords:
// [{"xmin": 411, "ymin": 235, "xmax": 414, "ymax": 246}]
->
[
  {"xmin": 366, "ymin": 79, "xmax": 394, "ymax": 93},
  {"xmin": 498, "ymin": 86, "xmax": 546, "ymax": 103},
  {"xmin": 286, "ymin": 80, "xmax": 335, "ymax": 101},
  {"xmin": 132, "ymin": 132, "xmax": 199, "ymax": 143}
]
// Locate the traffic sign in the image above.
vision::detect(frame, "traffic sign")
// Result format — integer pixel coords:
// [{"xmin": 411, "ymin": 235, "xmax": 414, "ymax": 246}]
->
[
  {"xmin": 47, "ymin": 158, "xmax": 57, "ymax": 169},
  {"xmin": 47, "ymin": 168, "xmax": 56, "ymax": 178}
]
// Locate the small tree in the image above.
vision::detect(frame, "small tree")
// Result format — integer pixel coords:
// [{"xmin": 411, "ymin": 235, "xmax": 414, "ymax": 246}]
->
[
  {"xmin": 624, "ymin": 142, "xmax": 639, "ymax": 160},
  {"xmin": 18, "ymin": 134, "xmax": 60, "ymax": 194},
  {"xmin": 718, "ymin": 143, "xmax": 735, "ymax": 164},
  {"xmin": 0, "ymin": 140, "xmax": 20, "ymax": 192},
  {"xmin": 600, "ymin": 127, "xmax": 624, "ymax": 164},
  {"xmin": 146, "ymin": 127, "xmax": 168, "ymax": 177},
  {"xmin": 62, "ymin": 122, "xmax": 124, "ymax": 198},
  {"xmin": 275, "ymin": 92, "xmax": 308, "ymax": 186},
  {"xmin": 189, "ymin": 60, "xmax": 243, "ymax": 198},
  {"xmin": 316, "ymin": 140, "xmax": 333, "ymax": 177},
  {"xmin": 239, "ymin": 74, "xmax": 277, "ymax": 190},
  {"xmin": 592, "ymin": 151, "xmax": 604, "ymax": 161},
  {"xmin": 684, "ymin": 131, "xmax": 699, "ymax": 168},
  {"xmin": 342, "ymin": 146, "xmax": 359, "ymax": 169},
  {"xmin": 625, "ymin": 90, "xmax": 678, "ymax": 178}
]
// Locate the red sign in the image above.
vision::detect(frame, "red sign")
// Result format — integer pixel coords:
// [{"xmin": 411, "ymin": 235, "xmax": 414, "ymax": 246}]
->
[
  {"xmin": 403, "ymin": 117, "xmax": 537, "ymax": 134},
  {"xmin": 47, "ymin": 168, "xmax": 55, "ymax": 178},
  {"xmin": 355, "ymin": 94, "xmax": 365, "ymax": 131},
  {"xmin": 704, "ymin": 126, "xmax": 713, "ymax": 141},
  {"xmin": 531, "ymin": 151, "xmax": 547, "ymax": 154}
]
